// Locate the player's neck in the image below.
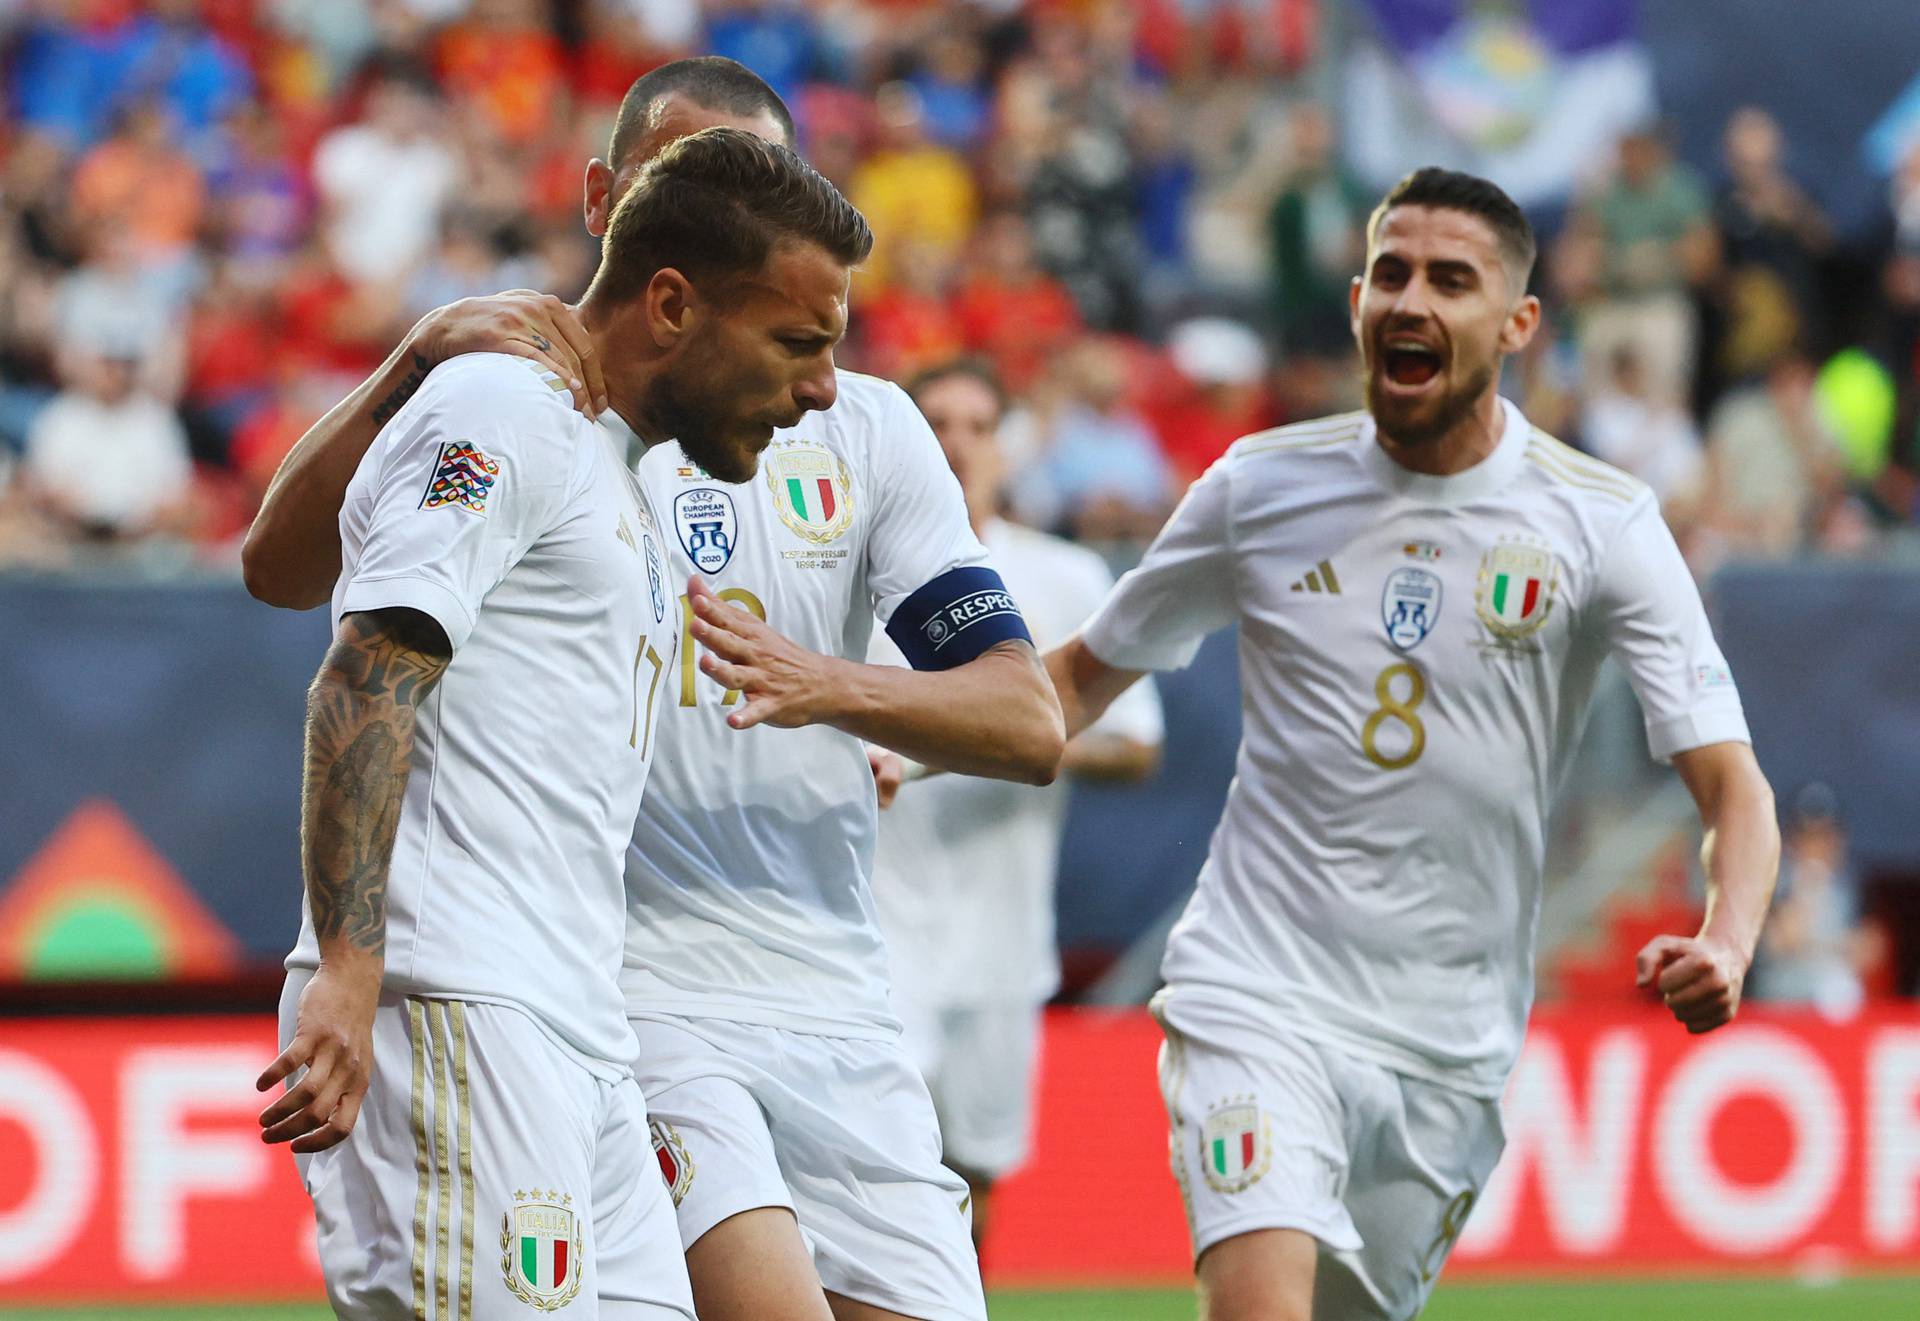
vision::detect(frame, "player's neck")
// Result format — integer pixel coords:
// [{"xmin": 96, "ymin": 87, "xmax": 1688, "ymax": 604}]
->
[
  {"xmin": 577, "ymin": 291, "xmax": 670, "ymax": 447},
  {"xmin": 1373, "ymin": 389, "xmax": 1505, "ymax": 478}
]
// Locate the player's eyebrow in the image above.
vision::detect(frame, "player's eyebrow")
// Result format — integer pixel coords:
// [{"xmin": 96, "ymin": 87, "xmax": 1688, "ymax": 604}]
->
[{"xmin": 1425, "ymin": 258, "xmax": 1482, "ymax": 283}]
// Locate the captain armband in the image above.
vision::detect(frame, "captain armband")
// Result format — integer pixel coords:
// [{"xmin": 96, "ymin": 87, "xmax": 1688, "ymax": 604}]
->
[{"xmin": 885, "ymin": 566, "xmax": 1033, "ymax": 671}]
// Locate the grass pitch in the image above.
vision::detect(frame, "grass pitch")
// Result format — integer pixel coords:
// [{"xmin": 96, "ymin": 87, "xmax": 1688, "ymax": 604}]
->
[{"xmin": 8, "ymin": 1279, "xmax": 1919, "ymax": 1319}]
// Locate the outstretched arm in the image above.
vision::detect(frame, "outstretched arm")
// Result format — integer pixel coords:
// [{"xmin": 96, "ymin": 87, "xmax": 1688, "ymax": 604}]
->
[
  {"xmin": 256, "ymin": 608, "xmax": 451, "ymax": 1149},
  {"xmin": 1045, "ymin": 632, "xmax": 1150, "ymax": 743},
  {"xmin": 1636, "ymin": 740, "xmax": 1779, "ymax": 1033},
  {"xmin": 242, "ymin": 293, "xmax": 605, "ymax": 609},
  {"xmin": 688, "ymin": 577, "xmax": 1064, "ymax": 785}
]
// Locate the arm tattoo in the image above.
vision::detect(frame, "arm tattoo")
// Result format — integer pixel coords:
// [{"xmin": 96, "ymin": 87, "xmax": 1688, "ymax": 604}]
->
[
  {"xmin": 301, "ymin": 610, "xmax": 451, "ymax": 956},
  {"xmin": 369, "ymin": 352, "xmax": 431, "ymax": 427}
]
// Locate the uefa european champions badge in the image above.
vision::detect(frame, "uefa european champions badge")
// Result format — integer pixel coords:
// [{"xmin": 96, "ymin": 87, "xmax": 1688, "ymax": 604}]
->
[
  {"xmin": 502, "ymin": 1190, "xmax": 583, "ymax": 1310},
  {"xmin": 764, "ymin": 442, "xmax": 854, "ymax": 544},
  {"xmin": 1199, "ymin": 1098, "xmax": 1270, "ymax": 1194},
  {"xmin": 1382, "ymin": 566, "xmax": 1442, "ymax": 651},
  {"xmin": 1475, "ymin": 537, "xmax": 1559, "ymax": 643},
  {"xmin": 643, "ymin": 534, "xmax": 666, "ymax": 623},
  {"xmin": 673, "ymin": 487, "xmax": 738, "ymax": 574}
]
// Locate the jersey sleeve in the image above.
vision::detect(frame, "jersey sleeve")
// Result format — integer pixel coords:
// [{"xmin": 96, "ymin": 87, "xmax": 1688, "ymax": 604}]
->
[
  {"xmin": 337, "ymin": 359, "xmax": 582, "ymax": 652},
  {"xmin": 1592, "ymin": 493, "xmax": 1751, "ymax": 761},
  {"xmin": 1080, "ymin": 455, "xmax": 1237, "ymax": 672},
  {"xmin": 865, "ymin": 383, "xmax": 1034, "ymax": 669}
]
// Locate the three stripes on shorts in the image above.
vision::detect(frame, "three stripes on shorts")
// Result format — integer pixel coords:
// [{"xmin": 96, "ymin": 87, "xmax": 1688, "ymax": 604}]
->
[{"xmin": 409, "ymin": 999, "xmax": 476, "ymax": 1321}]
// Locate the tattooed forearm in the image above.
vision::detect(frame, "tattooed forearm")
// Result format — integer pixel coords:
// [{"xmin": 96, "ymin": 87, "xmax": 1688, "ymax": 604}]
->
[
  {"xmin": 369, "ymin": 352, "xmax": 431, "ymax": 427},
  {"xmin": 301, "ymin": 610, "xmax": 451, "ymax": 959}
]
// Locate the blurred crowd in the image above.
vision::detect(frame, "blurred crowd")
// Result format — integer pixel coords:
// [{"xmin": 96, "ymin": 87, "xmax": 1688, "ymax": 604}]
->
[{"xmin": 1, "ymin": 0, "xmax": 1918, "ymax": 573}]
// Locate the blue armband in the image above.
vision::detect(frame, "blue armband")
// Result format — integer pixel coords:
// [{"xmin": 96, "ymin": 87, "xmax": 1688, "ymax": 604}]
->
[{"xmin": 886, "ymin": 566, "xmax": 1033, "ymax": 670}]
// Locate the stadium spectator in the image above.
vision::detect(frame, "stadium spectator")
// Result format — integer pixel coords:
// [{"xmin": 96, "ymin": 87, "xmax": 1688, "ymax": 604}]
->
[
  {"xmin": 1750, "ymin": 785, "xmax": 1875, "ymax": 1019},
  {"xmin": 204, "ymin": 100, "xmax": 311, "ymax": 276},
  {"xmin": 1568, "ymin": 126, "xmax": 1719, "ymax": 406},
  {"xmin": 311, "ymin": 63, "xmax": 456, "ymax": 285},
  {"xmin": 1267, "ymin": 100, "xmax": 1371, "ymax": 355},
  {"xmin": 1010, "ymin": 14, "xmax": 1143, "ymax": 330},
  {"xmin": 1713, "ymin": 106, "xmax": 1831, "ymax": 388},
  {"xmin": 433, "ymin": 0, "xmax": 568, "ymax": 146},
  {"xmin": 849, "ymin": 81, "xmax": 977, "ymax": 292},
  {"xmin": 951, "ymin": 209, "xmax": 1083, "ymax": 393},
  {"xmin": 20, "ymin": 341, "xmax": 194, "ymax": 549},
  {"xmin": 907, "ymin": 25, "xmax": 992, "ymax": 150},
  {"xmin": 856, "ymin": 235, "xmax": 966, "ymax": 382},
  {"xmin": 1019, "ymin": 338, "xmax": 1175, "ymax": 542},
  {"xmin": 69, "ymin": 100, "xmax": 206, "ymax": 264},
  {"xmin": 53, "ymin": 225, "xmax": 186, "ymax": 401},
  {"xmin": 1691, "ymin": 350, "xmax": 1848, "ymax": 569},
  {"xmin": 1146, "ymin": 316, "xmax": 1272, "ymax": 483},
  {"xmin": 1578, "ymin": 346, "xmax": 1705, "ymax": 522}
]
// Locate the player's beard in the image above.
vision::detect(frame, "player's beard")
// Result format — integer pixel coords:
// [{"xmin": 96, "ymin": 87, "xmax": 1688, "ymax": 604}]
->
[
  {"xmin": 650, "ymin": 372, "xmax": 764, "ymax": 484},
  {"xmin": 1364, "ymin": 352, "xmax": 1496, "ymax": 449}
]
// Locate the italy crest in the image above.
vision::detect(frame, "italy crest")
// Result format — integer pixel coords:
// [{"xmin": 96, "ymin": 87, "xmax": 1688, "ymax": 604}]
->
[
  {"xmin": 672, "ymin": 486, "xmax": 739, "ymax": 574},
  {"xmin": 1474, "ymin": 538, "xmax": 1558, "ymax": 641},
  {"xmin": 650, "ymin": 1119, "xmax": 695, "ymax": 1208},
  {"xmin": 1199, "ymin": 1099, "xmax": 1270, "ymax": 1194},
  {"xmin": 501, "ymin": 1190, "xmax": 583, "ymax": 1310},
  {"xmin": 764, "ymin": 442, "xmax": 853, "ymax": 544}
]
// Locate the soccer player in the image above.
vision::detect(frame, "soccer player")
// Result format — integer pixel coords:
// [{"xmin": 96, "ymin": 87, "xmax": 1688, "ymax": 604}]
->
[
  {"xmin": 243, "ymin": 60, "xmax": 1065, "ymax": 1321},
  {"xmin": 254, "ymin": 129, "xmax": 873, "ymax": 1319},
  {"xmin": 866, "ymin": 359, "xmax": 1164, "ymax": 1253},
  {"xmin": 1043, "ymin": 168, "xmax": 1780, "ymax": 1321}
]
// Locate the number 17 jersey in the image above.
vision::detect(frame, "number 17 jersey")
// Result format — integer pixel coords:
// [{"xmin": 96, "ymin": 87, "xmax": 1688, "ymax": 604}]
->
[{"xmin": 1082, "ymin": 399, "xmax": 1750, "ymax": 1096}]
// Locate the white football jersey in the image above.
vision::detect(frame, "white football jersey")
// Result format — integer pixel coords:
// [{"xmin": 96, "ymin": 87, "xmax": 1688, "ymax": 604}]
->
[
  {"xmin": 1083, "ymin": 399, "xmax": 1750, "ymax": 1095},
  {"xmin": 287, "ymin": 354, "xmax": 679, "ymax": 1070},
  {"xmin": 869, "ymin": 520, "xmax": 1164, "ymax": 1006},
  {"xmin": 620, "ymin": 371, "xmax": 998, "ymax": 1038}
]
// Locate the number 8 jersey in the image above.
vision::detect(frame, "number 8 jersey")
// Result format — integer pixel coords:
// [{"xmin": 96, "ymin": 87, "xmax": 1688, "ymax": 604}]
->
[{"xmin": 1081, "ymin": 399, "xmax": 1750, "ymax": 1096}]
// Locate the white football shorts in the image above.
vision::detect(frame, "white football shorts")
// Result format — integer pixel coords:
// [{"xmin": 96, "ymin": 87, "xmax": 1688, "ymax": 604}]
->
[
  {"xmin": 896, "ymin": 996, "xmax": 1042, "ymax": 1182},
  {"xmin": 1153, "ymin": 989, "xmax": 1504, "ymax": 1321},
  {"xmin": 630, "ymin": 1012, "xmax": 987, "ymax": 1321},
  {"xmin": 282, "ymin": 973, "xmax": 695, "ymax": 1320}
]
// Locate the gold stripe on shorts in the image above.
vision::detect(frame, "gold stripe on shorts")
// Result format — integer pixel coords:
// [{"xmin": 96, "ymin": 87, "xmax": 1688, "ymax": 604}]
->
[
  {"xmin": 451, "ymin": 1000, "xmax": 476, "ymax": 1321},
  {"xmin": 433, "ymin": 1002, "xmax": 455, "ymax": 1321},
  {"xmin": 408, "ymin": 1000, "xmax": 433, "ymax": 1318}
]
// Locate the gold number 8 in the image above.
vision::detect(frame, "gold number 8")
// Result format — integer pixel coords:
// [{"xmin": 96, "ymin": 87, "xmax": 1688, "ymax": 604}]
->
[{"xmin": 1361, "ymin": 662, "xmax": 1427, "ymax": 770}]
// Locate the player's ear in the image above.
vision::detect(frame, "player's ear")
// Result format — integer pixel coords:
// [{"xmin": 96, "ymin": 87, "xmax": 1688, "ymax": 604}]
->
[
  {"xmin": 584, "ymin": 158, "xmax": 615, "ymax": 238},
  {"xmin": 1498, "ymin": 293, "xmax": 1542, "ymax": 355},
  {"xmin": 1348, "ymin": 274, "xmax": 1364, "ymax": 337},
  {"xmin": 644, "ymin": 269, "xmax": 696, "ymax": 348}
]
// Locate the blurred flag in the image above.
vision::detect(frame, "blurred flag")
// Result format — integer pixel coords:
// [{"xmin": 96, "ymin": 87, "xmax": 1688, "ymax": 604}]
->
[{"xmin": 1342, "ymin": 0, "xmax": 1656, "ymax": 207}]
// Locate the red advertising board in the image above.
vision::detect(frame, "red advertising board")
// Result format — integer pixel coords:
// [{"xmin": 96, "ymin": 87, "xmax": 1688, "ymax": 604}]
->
[
  {"xmin": 2, "ymin": 1007, "xmax": 1919, "ymax": 1305},
  {"xmin": 0, "ymin": 1016, "xmax": 321, "ymax": 1306},
  {"xmin": 986, "ymin": 1005, "xmax": 1920, "ymax": 1285}
]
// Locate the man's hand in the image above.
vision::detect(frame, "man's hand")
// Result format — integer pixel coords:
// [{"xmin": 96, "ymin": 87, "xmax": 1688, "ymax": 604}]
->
[
  {"xmin": 256, "ymin": 958, "xmax": 381, "ymax": 1152},
  {"xmin": 688, "ymin": 575, "xmax": 847, "ymax": 730},
  {"xmin": 410, "ymin": 291, "xmax": 607, "ymax": 421},
  {"xmin": 868, "ymin": 745, "xmax": 904, "ymax": 808},
  {"xmin": 1636, "ymin": 933, "xmax": 1748, "ymax": 1034}
]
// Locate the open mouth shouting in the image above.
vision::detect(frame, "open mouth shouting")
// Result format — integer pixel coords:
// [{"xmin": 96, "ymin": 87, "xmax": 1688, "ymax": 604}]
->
[{"xmin": 1380, "ymin": 335, "xmax": 1445, "ymax": 394}]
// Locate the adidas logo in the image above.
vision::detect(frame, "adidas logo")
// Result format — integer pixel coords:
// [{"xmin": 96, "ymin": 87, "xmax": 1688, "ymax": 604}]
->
[{"xmin": 1289, "ymin": 559, "xmax": 1342, "ymax": 594}]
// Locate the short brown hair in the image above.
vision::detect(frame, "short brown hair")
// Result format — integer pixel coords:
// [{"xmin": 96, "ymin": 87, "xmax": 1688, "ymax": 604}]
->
[
  {"xmin": 1367, "ymin": 167, "xmax": 1537, "ymax": 291},
  {"xmin": 906, "ymin": 357, "xmax": 1008, "ymax": 422},
  {"xmin": 592, "ymin": 127, "xmax": 872, "ymax": 303}
]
